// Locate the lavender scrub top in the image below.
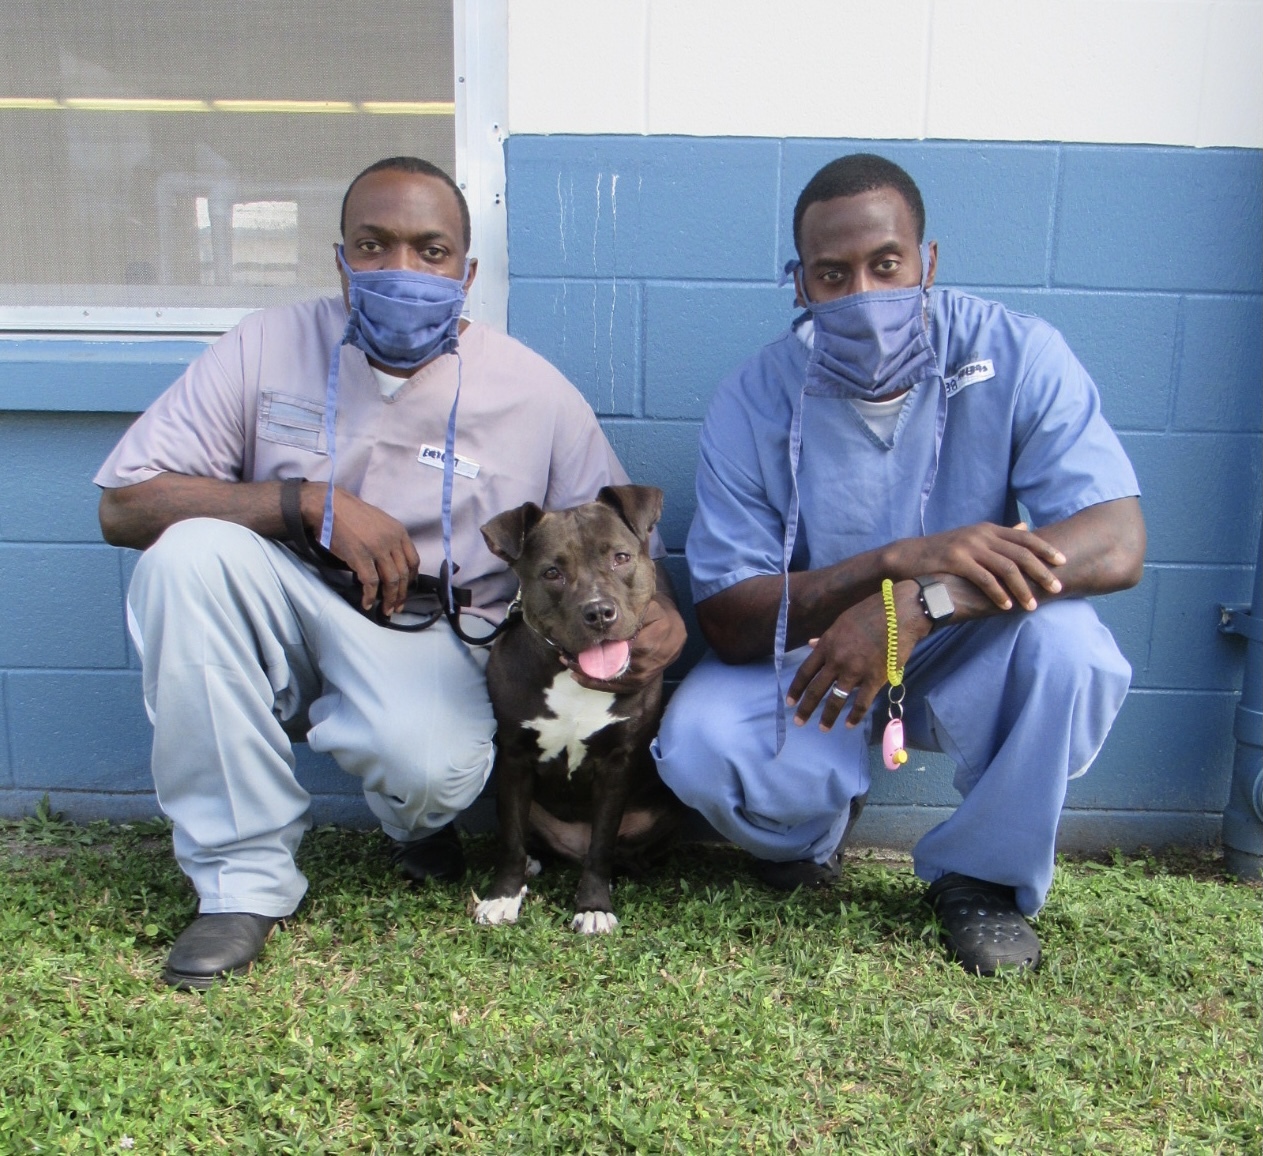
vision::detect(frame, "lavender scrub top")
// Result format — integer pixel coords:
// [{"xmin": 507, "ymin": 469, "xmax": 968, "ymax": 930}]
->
[{"xmin": 96, "ymin": 297, "xmax": 646, "ymax": 623}]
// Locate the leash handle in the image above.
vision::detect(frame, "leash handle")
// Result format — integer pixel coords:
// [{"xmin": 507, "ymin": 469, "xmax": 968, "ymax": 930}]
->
[
  {"xmin": 437, "ymin": 560, "xmax": 521, "ymax": 646},
  {"xmin": 279, "ymin": 477, "xmax": 501, "ymax": 638}
]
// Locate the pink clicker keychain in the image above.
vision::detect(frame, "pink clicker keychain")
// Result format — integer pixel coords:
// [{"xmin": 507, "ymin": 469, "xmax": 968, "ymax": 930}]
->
[
  {"xmin": 883, "ymin": 690, "xmax": 908, "ymax": 770},
  {"xmin": 881, "ymin": 579, "xmax": 909, "ymax": 770}
]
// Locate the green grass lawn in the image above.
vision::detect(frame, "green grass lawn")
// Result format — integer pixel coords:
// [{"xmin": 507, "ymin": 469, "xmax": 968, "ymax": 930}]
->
[{"xmin": 1, "ymin": 807, "xmax": 1258, "ymax": 1155}]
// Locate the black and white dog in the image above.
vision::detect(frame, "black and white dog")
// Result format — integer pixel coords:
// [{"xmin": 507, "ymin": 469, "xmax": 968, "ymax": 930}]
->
[{"xmin": 475, "ymin": 485, "xmax": 679, "ymax": 933}]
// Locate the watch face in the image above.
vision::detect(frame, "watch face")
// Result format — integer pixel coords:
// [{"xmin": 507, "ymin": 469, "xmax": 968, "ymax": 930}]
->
[{"xmin": 922, "ymin": 581, "xmax": 954, "ymax": 621}]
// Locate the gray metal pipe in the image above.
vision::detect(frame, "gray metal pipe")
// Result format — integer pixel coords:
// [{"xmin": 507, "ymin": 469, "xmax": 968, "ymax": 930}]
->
[{"xmin": 1220, "ymin": 527, "xmax": 1263, "ymax": 879}]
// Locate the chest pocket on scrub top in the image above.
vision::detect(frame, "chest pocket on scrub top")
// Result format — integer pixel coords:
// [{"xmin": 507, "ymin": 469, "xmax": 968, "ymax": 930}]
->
[{"xmin": 257, "ymin": 391, "xmax": 327, "ymax": 453}]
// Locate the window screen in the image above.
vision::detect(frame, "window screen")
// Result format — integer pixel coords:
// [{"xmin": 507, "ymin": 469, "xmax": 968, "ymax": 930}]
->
[{"xmin": 0, "ymin": 1, "xmax": 456, "ymax": 311}]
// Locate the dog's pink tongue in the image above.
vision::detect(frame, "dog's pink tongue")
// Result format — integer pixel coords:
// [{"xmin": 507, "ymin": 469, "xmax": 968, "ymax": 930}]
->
[{"xmin": 576, "ymin": 639, "xmax": 630, "ymax": 681}]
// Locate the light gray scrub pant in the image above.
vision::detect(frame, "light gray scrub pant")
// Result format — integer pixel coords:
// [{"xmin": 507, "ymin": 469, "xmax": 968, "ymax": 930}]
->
[
  {"xmin": 127, "ymin": 518, "xmax": 496, "ymax": 918},
  {"xmin": 653, "ymin": 600, "xmax": 1131, "ymax": 915}
]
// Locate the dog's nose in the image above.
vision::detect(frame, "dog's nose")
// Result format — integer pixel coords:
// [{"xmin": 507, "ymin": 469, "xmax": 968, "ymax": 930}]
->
[{"xmin": 582, "ymin": 598, "xmax": 619, "ymax": 628}]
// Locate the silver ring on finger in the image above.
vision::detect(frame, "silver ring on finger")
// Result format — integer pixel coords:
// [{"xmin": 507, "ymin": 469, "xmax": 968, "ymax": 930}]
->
[{"xmin": 830, "ymin": 685, "xmax": 850, "ymax": 702}]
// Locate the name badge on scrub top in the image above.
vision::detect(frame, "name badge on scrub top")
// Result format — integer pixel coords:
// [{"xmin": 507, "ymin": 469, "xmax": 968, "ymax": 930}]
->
[
  {"xmin": 944, "ymin": 358, "xmax": 995, "ymax": 398},
  {"xmin": 418, "ymin": 443, "xmax": 480, "ymax": 479}
]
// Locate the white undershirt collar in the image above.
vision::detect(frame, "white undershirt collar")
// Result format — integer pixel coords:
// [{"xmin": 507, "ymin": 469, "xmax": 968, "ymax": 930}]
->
[{"xmin": 370, "ymin": 364, "xmax": 412, "ymax": 399}]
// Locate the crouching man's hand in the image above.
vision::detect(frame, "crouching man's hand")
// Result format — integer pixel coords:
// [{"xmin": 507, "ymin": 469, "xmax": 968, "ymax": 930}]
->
[
  {"xmin": 301, "ymin": 483, "xmax": 420, "ymax": 616},
  {"xmin": 786, "ymin": 580, "xmax": 930, "ymax": 732}
]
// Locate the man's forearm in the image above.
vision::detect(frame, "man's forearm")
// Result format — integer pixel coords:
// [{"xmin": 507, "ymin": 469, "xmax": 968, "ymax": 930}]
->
[
  {"xmin": 697, "ymin": 496, "xmax": 1145, "ymax": 664},
  {"xmin": 696, "ymin": 549, "xmax": 889, "ymax": 664},
  {"xmin": 929, "ymin": 497, "xmax": 1145, "ymax": 625},
  {"xmin": 98, "ymin": 473, "xmax": 293, "ymax": 550}
]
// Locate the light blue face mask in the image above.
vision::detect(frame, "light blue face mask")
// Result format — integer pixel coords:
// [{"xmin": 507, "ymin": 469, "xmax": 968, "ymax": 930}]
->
[
  {"xmin": 785, "ymin": 244, "xmax": 938, "ymax": 401},
  {"xmin": 337, "ymin": 246, "xmax": 467, "ymax": 370}
]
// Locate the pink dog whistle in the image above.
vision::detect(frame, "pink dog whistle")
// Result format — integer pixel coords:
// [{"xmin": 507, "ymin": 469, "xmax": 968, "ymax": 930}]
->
[{"xmin": 882, "ymin": 718, "xmax": 908, "ymax": 770}]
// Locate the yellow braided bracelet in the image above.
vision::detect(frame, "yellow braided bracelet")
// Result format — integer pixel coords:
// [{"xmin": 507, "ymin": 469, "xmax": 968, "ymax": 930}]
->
[
  {"xmin": 881, "ymin": 578, "xmax": 904, "ymax": 689},
  {"xmin": 880, "ymin": 579, "xmax": 908, "ymax": 768}
]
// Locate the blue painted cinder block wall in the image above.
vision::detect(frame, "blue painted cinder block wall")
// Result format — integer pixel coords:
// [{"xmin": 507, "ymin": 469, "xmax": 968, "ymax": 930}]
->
[
  {"xmin": 505, "ymin": 137, "xmax": 1263, "ymax": 849},
  {"xmin": 1, "ymin": 137, "xmax": 1260, "ymax": 851}
]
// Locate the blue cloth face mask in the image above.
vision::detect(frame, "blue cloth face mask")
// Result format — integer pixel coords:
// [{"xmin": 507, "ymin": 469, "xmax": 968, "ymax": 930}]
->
[
  {"xmin": 337, "ymin": 245, "xmax": 468, "ymax": 370},
  {"xmin": 318, "ymin": 247, "xmax": 470, "ymax": 548},
  {"xmin": 787, "ymin": 244, "xmax": 938, "ymax": 401}
]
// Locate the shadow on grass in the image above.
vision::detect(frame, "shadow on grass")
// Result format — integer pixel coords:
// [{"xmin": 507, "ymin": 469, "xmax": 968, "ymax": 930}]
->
[{"xmin": 6, "ymin": 812, "xmax": 1251, "ymax": 971}]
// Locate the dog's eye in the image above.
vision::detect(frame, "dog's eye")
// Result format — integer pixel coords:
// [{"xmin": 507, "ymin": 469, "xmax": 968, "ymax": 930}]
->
[
  {"xmin": 542, "ymin": 566, "xmax": 563, "ymax": 582},
  {"xmin": 612, "ymin": 552, "xmax": 632, "ymax": 566}
]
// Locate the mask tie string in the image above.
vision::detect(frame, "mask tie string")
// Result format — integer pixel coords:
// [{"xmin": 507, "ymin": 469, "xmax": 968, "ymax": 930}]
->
[
  {"xmin": 320, "ymin": 251, "xmax": 469, "ymax": 550},
  {"xmin": 319, "ymin": 345, "xmax": 341, "ymax": 548},
  {"xmin": 439, "ymin": 352, "xmax": 463, "ymax": 613},
  {"xmin": 773, "ymin": 383, "xmax": 805, "ymax": 754}
]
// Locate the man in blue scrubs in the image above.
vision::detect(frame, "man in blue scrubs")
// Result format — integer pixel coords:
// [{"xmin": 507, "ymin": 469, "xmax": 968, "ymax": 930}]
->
[{"xmin": 652, "ymin": 154, "xmax": 1145, "ymax": 976}]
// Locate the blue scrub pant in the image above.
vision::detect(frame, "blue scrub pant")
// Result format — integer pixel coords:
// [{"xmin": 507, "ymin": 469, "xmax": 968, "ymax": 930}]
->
[{"xmin": 653, "ymin": 600, "xmax": 1130, "ymax": 914}]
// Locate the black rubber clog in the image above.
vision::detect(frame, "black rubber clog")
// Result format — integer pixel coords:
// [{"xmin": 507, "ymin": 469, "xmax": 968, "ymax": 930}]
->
[
  {"xmin": 394, "ymin": 823, "xmax": 467, "ymax": 884},
  {"xmin": 926, "ymin": 872, "xmax": 1042, "ymax": 976}
]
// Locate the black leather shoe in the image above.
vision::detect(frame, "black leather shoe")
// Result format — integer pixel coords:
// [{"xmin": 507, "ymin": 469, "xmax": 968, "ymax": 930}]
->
[
  {"xmin": 753, "ymin": 793, "xmax": 867, "ymax": 892},
  {"xmin": 394, "ymin": 824, "xmax": 466, "ymax": 884},
  {"xmin": 162, "ymin": 913, "xmax": 280, "ymax": 990},
  {"xmin": 754, "ymin": 847, "xmax": 844, "ymax": 890},
  {"xmin": 926, "ymin": 873, "xmax": 1042, "ymax": 976}
]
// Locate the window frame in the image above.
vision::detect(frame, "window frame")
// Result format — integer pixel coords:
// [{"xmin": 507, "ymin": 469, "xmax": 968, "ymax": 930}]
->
[{"xmin": 0, "ymin": 0, "xmax": 507, "ymax": 337}]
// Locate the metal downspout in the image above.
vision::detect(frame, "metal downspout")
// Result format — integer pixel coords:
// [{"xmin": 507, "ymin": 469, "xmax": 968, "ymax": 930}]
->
[{"xmin": 1219, "ymin": 528, "xmax": 1263, "ymax": 879}]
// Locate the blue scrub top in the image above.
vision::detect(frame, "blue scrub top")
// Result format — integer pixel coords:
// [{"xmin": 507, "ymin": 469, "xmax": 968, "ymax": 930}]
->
[{"xmin": 687, "ymin": 288, "xmax": 1140, "ymax": 605}]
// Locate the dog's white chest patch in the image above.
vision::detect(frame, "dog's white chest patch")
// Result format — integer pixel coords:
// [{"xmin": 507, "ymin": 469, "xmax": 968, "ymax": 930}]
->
[{"xmin": 523, "ymin": 675, "xmax": 626, "ymax": 774}]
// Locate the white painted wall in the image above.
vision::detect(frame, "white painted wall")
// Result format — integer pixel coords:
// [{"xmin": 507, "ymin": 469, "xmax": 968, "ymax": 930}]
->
[{"xmin": 507, "ymin": 0, "xmax": 1263, "ymax": 147}]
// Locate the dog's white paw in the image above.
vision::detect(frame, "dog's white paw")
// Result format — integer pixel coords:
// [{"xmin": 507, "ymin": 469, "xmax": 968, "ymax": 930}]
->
[
  {"xmin": 571, "ymin": 909, "xmax": 619, "ymax": 935},
  {"xmin": 525, "ymin": 856, "xmax": 542, "ymax": 878},
  {"xmin": 474, "ymin": 887, "xmax": 527, "ymax": 925}
]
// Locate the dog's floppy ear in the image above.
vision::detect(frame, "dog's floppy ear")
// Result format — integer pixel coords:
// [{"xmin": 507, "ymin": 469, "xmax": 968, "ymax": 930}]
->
[
  {"xmin": 596, "ymin": 485, "xmax": 663, "ymax": 541},
  {"xmin": 481, "ymin": 502, "xmax": 545, "ymax": 563}
]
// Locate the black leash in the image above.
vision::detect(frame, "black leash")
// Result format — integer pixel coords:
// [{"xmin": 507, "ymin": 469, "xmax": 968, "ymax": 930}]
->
[{"xmin": 279, "ymin": 477, "xmax": 519, "ymax": 645}]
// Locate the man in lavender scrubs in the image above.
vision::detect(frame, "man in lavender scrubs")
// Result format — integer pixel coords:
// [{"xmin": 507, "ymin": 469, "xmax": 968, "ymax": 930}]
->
[{"xmin": 96, "ymin": 157, "xmax": 685, "ymax": 988}]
